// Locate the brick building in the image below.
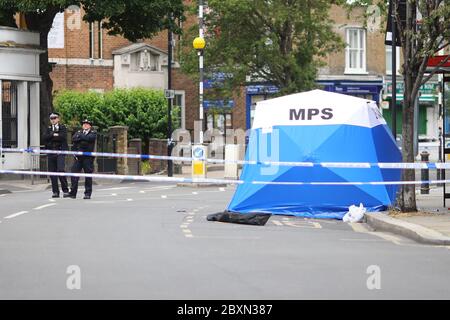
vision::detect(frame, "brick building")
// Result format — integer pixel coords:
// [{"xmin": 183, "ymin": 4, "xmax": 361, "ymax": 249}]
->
[
  {"xmin": 319, "ymin": 4, "xmax": 440, "ymax": 147},
  {"xmin": 46, "ymin": 4, "xmax": 441, "ymax": 144},
  {"xmin": 46, "ymin": 5, "xmax": 248, "ymax": 139}
]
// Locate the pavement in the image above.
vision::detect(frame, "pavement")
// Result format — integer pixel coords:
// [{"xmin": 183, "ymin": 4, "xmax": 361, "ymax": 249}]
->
[
  {"xmin": 365, "ymin": 187, "xmax": 450, "ymax": 245},
  {"xmin": 0, "ymin": 180, "xmax": 450, "ymax": 299}
]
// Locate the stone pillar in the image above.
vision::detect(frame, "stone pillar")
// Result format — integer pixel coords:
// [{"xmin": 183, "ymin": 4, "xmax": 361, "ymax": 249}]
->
[
  {"xmin": 128, "ymin": 138, "xmax": 142, "ymax": 175},
  {"xmin": 29, "ymin": 82, "xmax": 40, "ymax": 150},
  {"xmin": 108, "ymin": 126, "xmax": 128, "ymax": 175},
  {"xmin": 17, "ymin": 81, "xmax": 28, "ymax": 170}
]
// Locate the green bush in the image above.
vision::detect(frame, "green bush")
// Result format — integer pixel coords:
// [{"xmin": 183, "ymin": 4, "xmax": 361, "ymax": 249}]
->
[{"xmin": 54, "ymin": 88, "xmax": 181, "ymax": 140}]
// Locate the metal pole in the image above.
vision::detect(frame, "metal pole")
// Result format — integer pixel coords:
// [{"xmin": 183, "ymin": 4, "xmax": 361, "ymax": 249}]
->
[
  {"xmin": 0, "ymin": 80, "xmax": 3, "ymax": 172},
  {"xmin": 199, "ymin": 0, "xmax": 204, "ymax": 144},
  {"xmin": 391, "ymin": 3, "xmax": 397, "ymax": 138},
  {"xmin": 420, "ymin": 151, "xmax": 430, "ymax": 194},
  {"xmin": 167, "ymin": 16, "xmax": 173, "ymax": 177},
  {"xmin": 438, "ymin": 126, "xmax": 442, "ymax": 182}
]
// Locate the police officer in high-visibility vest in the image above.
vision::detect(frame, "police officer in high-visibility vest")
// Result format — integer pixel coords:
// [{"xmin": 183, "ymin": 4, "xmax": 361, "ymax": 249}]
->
[
  {"xmin": 66, "ymin": 119, "xmax": 97, "ymax": 199},
  {"xmin": 43, "ymin": 112, "xmax": 70, "ymax": 198}
]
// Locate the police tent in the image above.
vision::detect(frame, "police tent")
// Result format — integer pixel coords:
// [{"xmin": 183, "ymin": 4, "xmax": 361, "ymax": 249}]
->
[{"xmin": 208, "ymin": 89, "xmax": 401, "ymax": 225}]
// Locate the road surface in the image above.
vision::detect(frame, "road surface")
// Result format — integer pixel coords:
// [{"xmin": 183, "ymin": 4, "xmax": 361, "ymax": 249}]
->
[{"xmin": 0, "ymin": 182, "xmax": 449, "ymax": 299}]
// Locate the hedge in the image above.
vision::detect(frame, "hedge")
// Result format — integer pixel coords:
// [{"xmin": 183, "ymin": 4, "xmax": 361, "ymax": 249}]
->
[{"xmin": 54, "ymin": 88, "xmax": 181, "ymax": 140}]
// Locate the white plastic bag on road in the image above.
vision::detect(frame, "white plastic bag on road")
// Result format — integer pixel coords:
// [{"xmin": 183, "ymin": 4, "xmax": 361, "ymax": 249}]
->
[{"xmin": 343, "ymin": 203, "xmax": 366, "ymax": 223}]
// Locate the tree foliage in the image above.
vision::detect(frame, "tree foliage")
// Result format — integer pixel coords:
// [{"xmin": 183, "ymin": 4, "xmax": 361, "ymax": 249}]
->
[
  {"xmin": 54, "ymin": 89, "xmax": 181, "ymax": 140},
  {"xmin": 0, "ymin": 0, "xmax": 185, "ymax": 40},
  {"xmin": 350, "ymin": 0, "xmax": 449, "ymax": 212},
  {"xmin": 181, "ymin": 0, "xmax": 345, "ymax": 96}
]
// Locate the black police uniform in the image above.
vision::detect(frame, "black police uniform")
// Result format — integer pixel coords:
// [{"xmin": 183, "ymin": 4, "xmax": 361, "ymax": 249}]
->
[
  {"xmin": 43, "ymin": 123, "xmax": 69, "ymax": 195},
  {"xmin": 69, "ymin": 128, "xmax": 97, "ymax": 198}
]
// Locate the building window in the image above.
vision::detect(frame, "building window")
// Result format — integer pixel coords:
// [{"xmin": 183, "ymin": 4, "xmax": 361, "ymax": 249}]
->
[
  {"xmin": 150, "ymin": 53, "xmax": 159, "ymax": 71},
  {"xmin": 386, "ymin": 46, "xmax": 400, "ymax": 75},
  {"xmin": 89, "ymin": 21, "xmax": 103, "ymax": 59},
  {"xmin": 173, "ymin": 92, "xmax": 184, "ymax": 129},
  {"xmin": 176, "ymin": 20, "xmax": 183, "ymax": 61},
  {"xmin": 345, "ymin": 28, "xmax": 366, "ymax": 74},
  {"xmin": 1, "ymin": 81, "xmax": 18, "ymax": 148},
  {"xmin": 206, "ymin": 112, "xmax": 233, "ymax": 135}
]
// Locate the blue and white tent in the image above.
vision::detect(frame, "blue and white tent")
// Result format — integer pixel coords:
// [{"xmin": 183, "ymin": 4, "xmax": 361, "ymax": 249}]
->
[{"xmin": 218, "ymin": 90, "xmax": 401, "ymax": 224}]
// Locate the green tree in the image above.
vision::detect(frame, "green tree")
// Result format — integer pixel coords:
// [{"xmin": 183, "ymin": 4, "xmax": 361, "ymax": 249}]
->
[
  {"xmin": 350, "ymin": 0, "xmax": 449, "ymax": 212},
  {"xmin": 0, "ymin": 0, "xmax": 184, "ymax": 137},
  {"xmin": 181, "ymin": 0, "xmax": 345, "ymax": 96}
]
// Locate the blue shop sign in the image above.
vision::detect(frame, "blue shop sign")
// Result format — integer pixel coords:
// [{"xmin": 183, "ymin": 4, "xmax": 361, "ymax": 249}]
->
[
  {"xmin": 321, "ymin": 84, "xmax": 381, "ymax": 95},
  {"xmin": 204, "ymin": 100, "xmax": 235, "ymax": 109},
  {"xmin": 204, "ymin": 72, "xmax": 233, "ymax": 89},
  {"xmin": 246, "ymin": 85, "xmax": 280, "ymax": 95}
]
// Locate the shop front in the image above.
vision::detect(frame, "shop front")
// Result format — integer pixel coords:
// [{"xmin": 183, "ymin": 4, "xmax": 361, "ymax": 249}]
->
[
  {"xmin": 245, "ymin": 84, "xmax": 279, "ymax": 129},
  {"xmin": 316, "ymin": 79, "xmax": 383, "ymax": 103},
  {"xmin": 204, "ymin": 99, "xmax": 234, "ymax": 135},
  {"xmin": 245, "ymin": 80, "xmax": 383, "ymax": 130},
  {"xmin": 382, "ymin": 81, "xmax": 439, "ymax": 139}
]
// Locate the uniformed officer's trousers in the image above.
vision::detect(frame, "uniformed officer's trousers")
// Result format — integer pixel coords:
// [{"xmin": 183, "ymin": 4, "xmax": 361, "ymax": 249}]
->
[
  {"xmin": 47, "ymin": 154, "xmax": 69, "ymax": 194},
  {"xmin": 70, "ymin": 156, "xmax": 94, "ymax": 196}
]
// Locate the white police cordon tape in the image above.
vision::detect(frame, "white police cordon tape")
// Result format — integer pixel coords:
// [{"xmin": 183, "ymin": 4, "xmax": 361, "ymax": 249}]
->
[
  {"xmin": 0, "ymin": 147, "xmax": 447, "ymax": 170},
  {"xmin": 0, "ymin": 169, "xmax": 241, "ymax": 185},
  {"xmin": 0, "ymin": 169, "xmax": 448, "ymax": 186}
]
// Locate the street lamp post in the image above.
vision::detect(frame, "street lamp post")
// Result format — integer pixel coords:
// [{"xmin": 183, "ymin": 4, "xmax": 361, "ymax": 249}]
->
[
  {"xmin": 167, "ymin": 18, "xmax": 174, "ymax": 177},
  {"xmin": 192, "ymin": 2, "xmax": 207, "ymax": 179},
  {"xmin": 391, "ymin": 4, "xmax": 397, "ymax": 138},
  {"xmin": 193, "ymin": 0, "xmax": 206, "ymax": 144}
]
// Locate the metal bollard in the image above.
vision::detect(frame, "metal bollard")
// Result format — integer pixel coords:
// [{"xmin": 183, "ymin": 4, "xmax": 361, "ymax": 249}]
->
[{"xmin": 420, "ymin": 150, "xmax": 430, "ymax": 194}]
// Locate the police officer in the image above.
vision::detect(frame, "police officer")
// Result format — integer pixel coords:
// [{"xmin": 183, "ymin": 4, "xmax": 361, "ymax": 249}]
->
[
  {"xmin": 66, "ymin": 119, "xmax": 97, "ymax": 199},
  {"xmin": 43, "ymin": 112, "xmax": 69, "ymax": 198}
]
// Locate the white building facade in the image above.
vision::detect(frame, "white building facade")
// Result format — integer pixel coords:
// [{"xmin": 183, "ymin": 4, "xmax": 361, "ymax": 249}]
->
[{"xmin": 0, "ymin": 27, "xmax": 43, "ymax": 170}]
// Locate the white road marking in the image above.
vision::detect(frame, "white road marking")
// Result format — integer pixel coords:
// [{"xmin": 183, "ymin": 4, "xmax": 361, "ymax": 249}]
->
[
  {"xmin": 161, "ymin": 195, "xmax": 167, "ymax": 199},
  {"xmin": 349, "ymin": 223, "xmax": 405, "ymax": 246},
  {"xmin": 180, "ymin": 225, "xmax": 189, "ymax": 229},
  {"xmin": 89, "ymin": 201, "xmax": 114, "ymax": 204},
  {"xmin": 185, "ymin": 234, "xmax": 194, "ymax": 238},
  {"xmin": 144, "ymin": 186, "xmax": 176, "ymax": 191},
  {"xmin": 283, "ymin": 221, "xmax": 321, "ymax": 229},
  {"xmin": 272, "ymin": 220, "xmax": 283, "ymax": 226},
  {"xmin": 126, "ymin": 199, "xmax": 133, "ymax": 202},
  {"xmin": 0, "ymin": 194, "xmax": 6, "ymax": 197},
  {"xmin": 219, "ymin": 188, "xmax": 225, "ymax": 191},
  {"xmin": 194, "ymin": 236, "xmax": 261, "ymax": 240},
  {"xmin": 34, "ymin": 203, "xmax": 56, "ymax": 211},
  {"xmin": 183, "ymin": 229, "xmax": 192, "ymax": 234},
  {"xmin": 192, "ymin": 192, "xmax": 198, "ymax": 195},
  {"xmin": 92, "ymin": 194, "xmax": 117, "ymax": 198},
  {"xmin": 49, "ymin": 199, "xmax": 56, "ymax": 202},
  {"xmin": 340, "ymin": 238, "xmax": 385, "ymax": 242},
  {"xmin": 349, "ymin": 222, "xmax": 370, "ymax": 233},
  {"xmin": 5, "ymin": 211, "xmax": 29, "ymax": 219},
  {"xmin": 139, "ymin": 190, "xmax": 145, "ymax": 194},
  {"xmin": 311, "ymin": 222, "xmax": 322, "ymax": 229},
  {"xmin": 98, "ymin": 187, "xmax": 132, "ymax": 191}
]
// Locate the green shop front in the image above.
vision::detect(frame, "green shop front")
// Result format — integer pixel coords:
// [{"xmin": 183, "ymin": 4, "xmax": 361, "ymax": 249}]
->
[{"xmin": 382, "ymin": 81, "xmax": 439, "ymax": 138}]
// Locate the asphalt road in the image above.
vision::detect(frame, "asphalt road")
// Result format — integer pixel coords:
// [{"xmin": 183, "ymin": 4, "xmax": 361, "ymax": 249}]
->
[{"xmin": 0, "ymin": 181, "xmax": 449, "ymax": 300}]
